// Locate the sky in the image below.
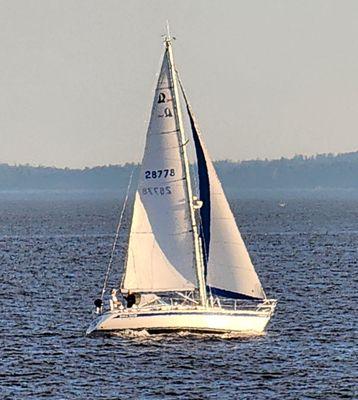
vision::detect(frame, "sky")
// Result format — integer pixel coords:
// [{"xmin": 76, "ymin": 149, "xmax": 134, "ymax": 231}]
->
[{"xmin": 0, "ymin": 0, "xmax": 357, "ymax": 168}]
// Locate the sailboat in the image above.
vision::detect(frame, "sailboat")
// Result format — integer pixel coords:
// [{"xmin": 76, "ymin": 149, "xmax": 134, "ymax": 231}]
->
[{"xmin": 86, "ymin": 29, "xmax": 276, "ymax": 336}]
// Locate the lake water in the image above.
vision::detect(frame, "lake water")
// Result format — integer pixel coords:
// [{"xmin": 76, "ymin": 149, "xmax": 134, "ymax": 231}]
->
[{"xmin": 1, "ymin": 195, "xmax": 356, "ymax": 399}]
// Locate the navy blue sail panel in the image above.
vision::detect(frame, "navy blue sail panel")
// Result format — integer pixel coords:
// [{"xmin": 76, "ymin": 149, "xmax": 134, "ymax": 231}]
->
[
  {"xmin": 208, "ymin": 286, "xmax": 264, "ymax": 300},
  {"xmin": 185, "ymin": 104, "xmax": 211, "ymax": 277}
]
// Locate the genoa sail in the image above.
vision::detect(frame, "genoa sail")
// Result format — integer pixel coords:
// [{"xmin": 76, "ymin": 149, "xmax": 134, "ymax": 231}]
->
[
  {"xmin": 179, "ymin": 78, "xmax": 265, "ymax": 300},
  {"xmin": 122, "ymin": 48, "xmax": 197, "ymax": 293}
]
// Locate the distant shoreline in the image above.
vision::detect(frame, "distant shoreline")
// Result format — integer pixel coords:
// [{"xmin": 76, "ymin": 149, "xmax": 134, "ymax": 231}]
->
[
  {"xmin": 1, "ymin": 188, "xmax": 358, "ymax": 201},
  {"xmin": 1, "ymin": 151, "xmax": 358, "ymax": 196}
]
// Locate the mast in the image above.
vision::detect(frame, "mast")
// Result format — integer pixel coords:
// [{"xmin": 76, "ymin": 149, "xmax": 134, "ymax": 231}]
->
[{"xmin": 164, "ymin": 30, "xmax": 207, "ymax": 306}]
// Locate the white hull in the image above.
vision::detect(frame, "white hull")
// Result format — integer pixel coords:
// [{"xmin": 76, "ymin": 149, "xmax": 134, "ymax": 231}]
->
[{"xmin": 86, "ymin": 303, "xmax": 275, "ymax": 336}]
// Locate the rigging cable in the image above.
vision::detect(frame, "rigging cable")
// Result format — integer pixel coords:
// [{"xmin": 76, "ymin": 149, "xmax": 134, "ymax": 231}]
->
[{"xmin": 100, "ymin": 167, "xmax": 135, "ymax": 300}]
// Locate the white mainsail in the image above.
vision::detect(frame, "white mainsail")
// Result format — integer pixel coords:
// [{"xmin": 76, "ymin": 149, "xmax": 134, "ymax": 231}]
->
[
  {"xmin": 179, "ymin": 79, "xmax": 265, "ymax": 300},
  {"xmin": 122, "ymin": 48, "xmax": 197, "ymax": 292}
]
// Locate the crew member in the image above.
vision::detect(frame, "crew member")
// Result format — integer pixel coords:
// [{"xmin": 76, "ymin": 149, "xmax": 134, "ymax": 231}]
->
[
  {"xmin": 125, "ymin": 291, "xmax": 136, "ymax": 308},
  {"xmin": 110, "ymin": 288, "xmax": 122, "ymax": 310}
]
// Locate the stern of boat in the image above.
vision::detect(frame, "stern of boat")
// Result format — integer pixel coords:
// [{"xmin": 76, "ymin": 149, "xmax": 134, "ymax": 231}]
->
[{"xmin": 86, "ymin": 312, "xmax": 117, "ymax": 336}]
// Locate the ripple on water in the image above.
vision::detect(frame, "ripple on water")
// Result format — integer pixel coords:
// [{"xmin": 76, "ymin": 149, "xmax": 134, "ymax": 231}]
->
[{"xmin": 1, "ymin": 197, "xmax": 356, "ymax": 399}]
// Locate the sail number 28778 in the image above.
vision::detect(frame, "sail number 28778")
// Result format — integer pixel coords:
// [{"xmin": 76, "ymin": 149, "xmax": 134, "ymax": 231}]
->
[{"xmin": 144, "ymin": 169, "xmax": 175, "ymax": 179}]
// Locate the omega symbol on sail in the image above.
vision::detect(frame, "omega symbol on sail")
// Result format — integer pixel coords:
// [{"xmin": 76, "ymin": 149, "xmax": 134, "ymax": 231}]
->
[
  {"xmin": 164, "ymin": 107, "xmax": 173, "ymax": 117},
  {"xmin": 158, "ymin": 93, "xmax": 166, "ymax": 103}
]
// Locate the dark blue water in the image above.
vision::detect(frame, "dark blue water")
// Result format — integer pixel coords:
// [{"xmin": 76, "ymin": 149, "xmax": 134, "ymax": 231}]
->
[{"xmin": 1, "ymin": 195, "xmax": 356, "ymax": 399}]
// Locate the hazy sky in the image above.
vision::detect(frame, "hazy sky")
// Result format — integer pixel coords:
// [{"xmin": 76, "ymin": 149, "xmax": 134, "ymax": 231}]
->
[{"xmin": 1, "ymin": 0, "xmax": 357, "ymax": 168}]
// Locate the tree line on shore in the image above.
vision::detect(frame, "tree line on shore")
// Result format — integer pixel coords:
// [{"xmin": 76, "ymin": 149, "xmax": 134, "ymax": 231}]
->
[{"xmin": 0, "ymin": 151, "xmax": 357, "ymax": 191}]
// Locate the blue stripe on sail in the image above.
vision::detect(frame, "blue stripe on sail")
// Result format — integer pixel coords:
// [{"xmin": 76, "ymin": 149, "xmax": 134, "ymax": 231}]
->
[
  {"xmin": 186, "ymin": 105, "xmax": 211, "ymax": 279},
  {"xmin": 208, "ymin": 286, "xmax": 264, "ymax": 300}
]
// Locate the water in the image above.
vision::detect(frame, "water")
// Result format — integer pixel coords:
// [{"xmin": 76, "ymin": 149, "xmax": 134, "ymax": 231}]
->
[{"xmin": 1, "ymin": 195, "xmax": 356, "ymax": 399}]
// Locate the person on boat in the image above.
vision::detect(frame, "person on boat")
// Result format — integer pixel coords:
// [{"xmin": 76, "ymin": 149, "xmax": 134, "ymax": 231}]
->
[
  {"xmin": 94, "ymin": 298, "xmax": 103, "ymax": 314},
  {"xmin": 110, "ymin": 289, "xmax": 122, "ymax": 311},
  {"xmin": 124, "ymin": 291, "xmax": 137, "ymax": 308}
]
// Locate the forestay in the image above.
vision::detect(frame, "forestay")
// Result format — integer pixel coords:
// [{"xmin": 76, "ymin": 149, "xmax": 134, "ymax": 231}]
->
[
  {"xmin": 180, "ymin": 82, "xmax": 266, "ymax": 300},
  {"xmin": 122, "ymin": 49, "xmax": 197, "ymax": 293}
]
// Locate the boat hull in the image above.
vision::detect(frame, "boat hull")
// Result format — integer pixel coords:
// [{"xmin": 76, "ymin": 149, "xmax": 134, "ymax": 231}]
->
[{"xmin": 86, "ymin": 306, "xmax": 274, "ymax": 336}]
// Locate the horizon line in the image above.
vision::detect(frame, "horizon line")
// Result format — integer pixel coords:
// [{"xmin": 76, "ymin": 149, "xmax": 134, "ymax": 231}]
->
[{"xmin": 1, "ymin": 150, "xmax": 357, "ymax": 171}]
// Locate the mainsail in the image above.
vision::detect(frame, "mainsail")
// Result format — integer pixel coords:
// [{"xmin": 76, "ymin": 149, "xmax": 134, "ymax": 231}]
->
[
  {"xmin": 122, "ymin": 48, "xmax": 197, "ymax": 292},
  {"xmin": 179, "ymin": 78, "xmax": 266, "ymax": 300}
]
